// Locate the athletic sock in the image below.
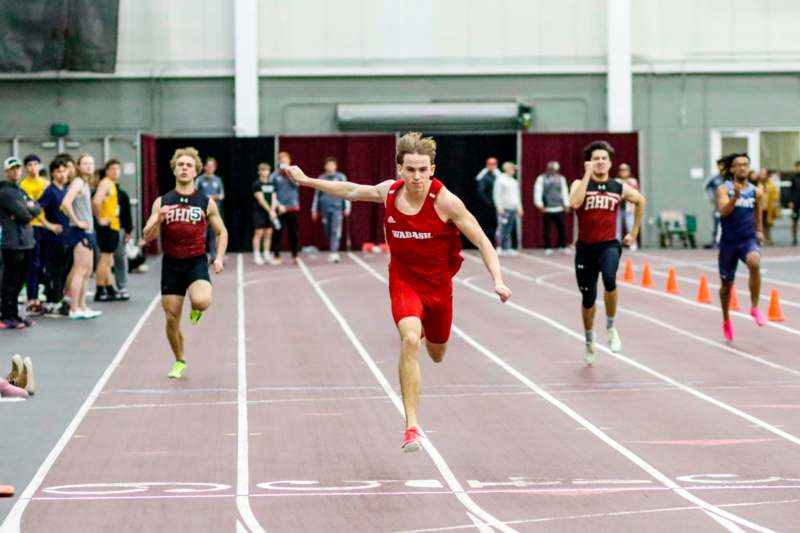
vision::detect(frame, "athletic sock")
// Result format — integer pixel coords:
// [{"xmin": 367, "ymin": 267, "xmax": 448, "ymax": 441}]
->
[
  {"xmin": 585, "ymin": 330, "xmax": 593, "ymax": 343},
  {"xmin": 607, "ymin": 316, "xmax": 615, "ymax": 329}
]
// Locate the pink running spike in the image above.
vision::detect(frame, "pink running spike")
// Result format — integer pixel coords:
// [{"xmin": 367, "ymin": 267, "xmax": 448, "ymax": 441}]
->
[
  {"xmin": 0, "ymin": 378, "xmax": 29, "ymax": 398},
  {"xmin": 751, "ymin": 307, "xmax": 767, "ymax": 327},
  {"xmin": 723, "ymin": 319, "xmax": 734, "ymax": 342}
]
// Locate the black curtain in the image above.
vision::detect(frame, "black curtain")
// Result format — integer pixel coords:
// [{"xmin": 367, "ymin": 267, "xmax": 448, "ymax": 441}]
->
[
  {"xmin": 154, "ymin": 137, "xmax": 276, "ymax": 252},
  {"xmin": 427, "ymin": 134, "xmax": 517, "ymax": 248},
  {"xmin": 0, "ymin": 0, "xmax": 119, "ymax": 73}
]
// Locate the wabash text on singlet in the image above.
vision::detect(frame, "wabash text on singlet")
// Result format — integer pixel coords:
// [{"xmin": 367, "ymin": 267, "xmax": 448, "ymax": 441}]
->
[
  {"xmin": 384, "ymin": 179, "xmax": 463, "ymax": 289},
  {"xmin": 720, "ymin": 180, "xmax": 757, "ymax": 244},
  {"xmin": 161, "ymin": 189, "xmax": 209, "ymax": 258},
  {"xmin": 576, "ymin": 178, "xmax": 623, "ymax": 244}
]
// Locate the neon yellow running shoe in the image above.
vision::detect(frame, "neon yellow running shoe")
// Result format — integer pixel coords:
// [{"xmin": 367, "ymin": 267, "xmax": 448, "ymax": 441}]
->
[
  {"xmin": 167, "ymin": 360, "xmax": 187, "ymax": 379},
  {"xmin": 189, "ymin": 308, "xmax": 203, "ymax": 325}
]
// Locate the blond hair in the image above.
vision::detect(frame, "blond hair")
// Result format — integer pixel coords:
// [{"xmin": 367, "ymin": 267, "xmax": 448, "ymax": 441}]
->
[
  {"xmin": 396, "ymin": 132, "xmax": 436, "ymax": 165},
  {"xmin": 170, "ymin": 147, "xmax": 203, "ymax": 173}
]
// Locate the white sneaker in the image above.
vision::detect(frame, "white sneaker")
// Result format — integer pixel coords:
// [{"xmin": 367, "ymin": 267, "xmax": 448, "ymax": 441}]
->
[
  {"xmin": 82, "ymin": 308, "xmax": 103, "ymax": 319},
  {"xmin": 584, "ymin": 335, "xmax": 596, "ymax": 366},
  {"xmin": 544, "ymin": 249, "xmax": 554, "ymax": 256},
  {"xmin": 68, "ymin": 310, "xmax": 85, "ymax": 320},
  {"xmin": 560, "ymin": 247, "xmax": 573, "ymax": 255},
  {"xmin": 506, "ymin": 249, "xmax": 518, "ymax": 256},
  {"xmin": 496, "ymin": 248, "xmax": 505, "ymax": 256},
  {"xmin": 328, "ymin": 252, "xmax": 341, "ymax": 263},
  {"xmin": 607, "ymin": 327, "xmax": 622, "ymax": 353},
  {"xmin": 254, "ymin": 253, "xmax": 265, "ymax": 266}
]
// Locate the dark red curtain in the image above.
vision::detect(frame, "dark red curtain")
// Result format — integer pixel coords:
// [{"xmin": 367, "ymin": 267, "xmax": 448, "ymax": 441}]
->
[
  {"xmin": 277, "ymin": 135, "xmax": 396, "ymax": 250},
  {"xmin": 140, "ymin": 133, "xmax": 159, "ymax": 253},
  {"xmin": 521, "ymin": 132, "xmax": 639, "ymax": 248}
]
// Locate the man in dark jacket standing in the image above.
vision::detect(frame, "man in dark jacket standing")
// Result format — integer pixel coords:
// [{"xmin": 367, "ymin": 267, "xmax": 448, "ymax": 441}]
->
[{"xmin": 0, "ymin": 157, "xmax": 41, "ymax": 329}]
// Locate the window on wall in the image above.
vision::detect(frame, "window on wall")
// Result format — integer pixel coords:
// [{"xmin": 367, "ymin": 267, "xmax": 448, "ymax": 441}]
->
[{"xmin": 760, "ymin": 132, "xmax": 800, "ymax": 172}]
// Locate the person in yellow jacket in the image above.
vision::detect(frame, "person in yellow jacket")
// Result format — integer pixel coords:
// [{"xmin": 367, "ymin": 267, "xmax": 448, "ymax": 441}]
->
[
  {"xmin": 19, "ymin": 154, "xmax": 51, "ymax": 316},
  {"xmin": 91, "ymin": 159, "xmax": 126, "ymax": 301},
  {"xmin": 756, "ymin": 168, "xmax": 781, "ymax": 245}
]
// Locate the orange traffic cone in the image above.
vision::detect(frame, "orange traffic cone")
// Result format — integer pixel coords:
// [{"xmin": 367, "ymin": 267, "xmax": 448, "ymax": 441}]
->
[
  {"xmin": 728, "ymin": 284, "xmax": 741, "ymax": 311},
  {"xmin": 768, "ymin": 288, "xmax": 785, "ymax": 322},
  {"xmin": 640, "ymin": 263, "xmax": 655, "ymax": 288},
  {"xmin": 665, "ymin": 268, "xmax": 680, "ymax": 294},
  {"xmin": 623, "ymin": 258, "xmax": 635, "ymax": 283},
  {"xmin": 696, "ymin": 274, "xmax": 713, "ymax": 304}
]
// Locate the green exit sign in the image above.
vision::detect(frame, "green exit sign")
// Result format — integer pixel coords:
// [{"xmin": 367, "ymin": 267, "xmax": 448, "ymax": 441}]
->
[{"xmin": 50, "ymin": 123, "xmax": 69, "ymax": 137}]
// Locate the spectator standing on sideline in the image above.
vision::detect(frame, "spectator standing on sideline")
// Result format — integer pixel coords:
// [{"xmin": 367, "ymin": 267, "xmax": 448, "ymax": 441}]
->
[
  {"xmin": 195, "ymin": 157, "xmax": 225, "ymax": 263},
  {"xmin": 270, "ymin": 151, "xmax": 300, "ymax": 264},
  {"xmin": 703, "ymin": 158, "xmax": 726, "ymax": 248},
  {"xmin": 311, "ymin": 157, "xmax": 351, "ymax": 263},
  {"xmin": 757, "ymin": 168, "xmax": 781, "ymax": 245},
  {"xmin": 19, "ymin": 154, "xmax": 49, "ymax": 316},
  {"xmin": 38, "ymin": 157, "xmax": 71, "ymax": 316},
  {"xmin": 790, "ymin": 160, "xmax": 800, "ymax": 246},
  {"xmin": 493, "ymin": 161, "xmax": 522, "ymax": 256},
  {"xmin": 533, "ymin": 161, "xmax": 570, "ymax": 255},
  {"xmin": 0, "ymin": 157, "xmax": 40, "ymax": 329},
  {"xmin": 92, "ymin": 160, "xmax": 125, "ymax": 301},
  {"xmin": 475, "ymin": 157, "xmax": 502, "ymax": 243},
  {"xmin": 251, "ymin": 163, "xmax": 278, "ymax": 265},
  {"xmin": 114, "ymin": 182, "xmax": 134, "ymax": 299},
  {"xmin": 615, "ymin": 163, "xmax": 640, "ymax": 250},
  {"xmin": 62, "ymin": 154, "xmax": 101, "ymax": 320}
]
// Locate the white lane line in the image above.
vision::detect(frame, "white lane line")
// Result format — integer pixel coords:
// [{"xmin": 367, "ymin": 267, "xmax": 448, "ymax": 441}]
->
[
  {"xmin": 237, "ymin": 255, "xmax": 268, "ymax": 533},
  {"xmin": 393, "ymin": 497, "xmax": 800, "ymax": 533},
  {"xmin": 0, "ymin": 293, "xmax": 162, "ymax": 533},
  {"xmin": 508, "ymin": 262, "xmax": 800, "ymax": 379},
  {"xmin": 462, "ymin": 253, "xmax": 800, "ymax": 448},
  {"xmin": 521, "ymin": 253, "xmax": 800, "ymax": 338},
  {"xmin": 298, "ymin": 258, "xmax": 517, "ymax": 533},
  {"xmin": 348, "ymin": 253, "xmax": 771, "ymax": 533}
]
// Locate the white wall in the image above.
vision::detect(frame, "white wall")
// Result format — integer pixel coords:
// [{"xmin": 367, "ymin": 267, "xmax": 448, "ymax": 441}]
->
[{"xmin": 632, "ymin": 0, "xmax": 800, "ymax": 72}]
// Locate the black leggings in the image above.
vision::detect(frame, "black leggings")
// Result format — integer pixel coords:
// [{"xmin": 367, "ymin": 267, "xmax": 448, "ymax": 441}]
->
[
  {"xmin": 271, "ymin": 211, "xmax": 299, "ymax": 258},
  {"xmin": 575, "ymin": 241, "xmax": 621, "ymax": 309},
  {"xmin": 543, "ymin": 212, "xmax": 566, "ymax": 249},
  {"xmin": 43, "ymin": 237, "xmax": 71, "ymax": 304},
  {"xmin": 1, "ymin": 249, "xmax": 31, "ymax": 320}
]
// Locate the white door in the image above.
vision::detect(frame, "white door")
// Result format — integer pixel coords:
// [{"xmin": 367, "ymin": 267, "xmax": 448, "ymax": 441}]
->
[{"xmin": 710, "ymin": 129, "xmax": 760, "ymax": 173}]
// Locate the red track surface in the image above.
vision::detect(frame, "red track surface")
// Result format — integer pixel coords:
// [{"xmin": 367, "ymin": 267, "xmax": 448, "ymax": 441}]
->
[{"xmin": 4, "ymin": 249, "xmax": 800, "ymax": 532}]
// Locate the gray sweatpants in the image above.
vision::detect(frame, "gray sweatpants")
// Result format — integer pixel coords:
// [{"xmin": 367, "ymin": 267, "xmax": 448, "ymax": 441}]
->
[
  {"xmin": 321, "ymin": 207, "xmax": 344, "ymax": 252},
  {"xmin": 113, "ymin": 234, "xmax": 128, "ymax": 289}
]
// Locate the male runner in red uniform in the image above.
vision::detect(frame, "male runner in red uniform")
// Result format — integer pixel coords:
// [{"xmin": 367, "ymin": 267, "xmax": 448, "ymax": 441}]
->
[
  {"xmin": 569, "ymin": 141, "xmax": 645, "ymax": 365},
  {"xmin": 143, "ymin": 147, "xmax": 228, "ymax": 379},
  {"xmin": 286, "ymin": 132, "xmax": 511, "ymax": 452}
]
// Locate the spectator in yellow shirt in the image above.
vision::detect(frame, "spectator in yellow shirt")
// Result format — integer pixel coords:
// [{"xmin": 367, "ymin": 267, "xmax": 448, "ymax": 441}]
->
[{"xmin": 19, "ymin": 154, "xmax": 50, "ymax": 316}]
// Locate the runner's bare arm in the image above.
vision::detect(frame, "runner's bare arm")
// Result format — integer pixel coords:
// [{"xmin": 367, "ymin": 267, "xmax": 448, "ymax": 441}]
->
[
  {"xmin": 622, "ymin": 184, "xmax": 646, "ymax": 244},
  {"xmin": 207, "ymin": 198, "xmax": 229, "ymax": 272},
  {"xmin": 755, "ymin": 187, "xmax": 764, "ymax": 243},
  {"xmin": 437, "ymin": 190, "xmax": 511, "ymax": 303},
  {"xmin": 286, "ymin": 165, "xmax": 392, "ymax": 203},
  {"xmin": 91, "ymin": 178, "xmax": 112, "ymax": 225},
  {"xmin": 717, "ymin": 182, "xmax": 736, "ymax": 217},
  {"xmin": 569, "ymin": 161, "xmax": 595, "ymax": 209},
  {"xmin": 142, "ymin": 197, "xmax": 163, "ymax": 242}
]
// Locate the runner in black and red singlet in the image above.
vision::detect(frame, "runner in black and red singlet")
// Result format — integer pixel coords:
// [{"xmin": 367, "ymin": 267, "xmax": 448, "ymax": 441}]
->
[
  {"xmin": 570, "ymin": 141, "xmax": 645, "ymax": 366},
  {"xmin": 143, "ymin": 147, "xmax": 228, "ymax": 379},
  {"xmin": 286, "ymin": 132, "xmax": 511, "ymax": 453}
]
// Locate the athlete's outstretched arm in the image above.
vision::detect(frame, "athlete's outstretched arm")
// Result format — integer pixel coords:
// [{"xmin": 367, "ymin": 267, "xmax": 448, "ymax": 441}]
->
[
  {"xmin": 569, "ymin": 161, "xmax": 595, "ymax": 209},
  {"xmin": 286, "ymin": 166, "xmax": 392, "ymax": 203},
  {"xmin": 621, "ymin": 184, "xmax": 646, "ymax": 246},
  {"xmin": 437, "ymin": 190, "xmax": 511, "ymax": 303},
  {"xmin": 207, "ymin": 198, "xmax": 228, "ymax": 273}
]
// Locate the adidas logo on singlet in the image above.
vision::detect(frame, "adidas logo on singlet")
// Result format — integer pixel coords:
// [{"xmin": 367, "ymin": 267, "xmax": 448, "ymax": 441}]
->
[{"xmin": 387, "ymin": 216, "xmax": 396, "ymax": 224}]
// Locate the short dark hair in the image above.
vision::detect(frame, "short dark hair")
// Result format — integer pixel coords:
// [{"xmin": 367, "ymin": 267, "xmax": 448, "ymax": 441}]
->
[
  {"xmin": 205, "ymin": 157, "xmax": 217, "ymax": 165},
  {"xmin": 104, "ymin": 159, "xmax": 121, "ymax": 171},
  {"xmin": 57, "ymin": 153, "xmax": 76, "ymax": 165},
  {"xmin": 49, "ymin": 158, "xmax": 68, "ymax": 173},
  {"xmin": 721, "ymin": 152, "xmax": 750, "ymax": 178},
  {"xmin": 583, "ymin": 140, "xmax": 615, "ymax": 161},
  {"xmin": 324, "ymin": 156, "xmax": 337, "ymax": 165},
  {"xmin": 23, "ymin": 154, "xmax": 41, "ymax": 165}
]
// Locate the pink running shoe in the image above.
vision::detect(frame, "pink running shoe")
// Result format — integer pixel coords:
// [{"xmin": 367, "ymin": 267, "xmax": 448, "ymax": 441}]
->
[
  {"xmin": 0, "ymin": 378, "xmax": 29, "ymax": 398},
  {"xmin": 401, "ymin": 426, "xmax": 421, "ymax": 453},
  {"xmin": 723, "ymin": 319, "xmax": 734, "ymax": 342},
  {"xmin": 751, "ymin": 307, "xmax": 767, "ymax": 327}
]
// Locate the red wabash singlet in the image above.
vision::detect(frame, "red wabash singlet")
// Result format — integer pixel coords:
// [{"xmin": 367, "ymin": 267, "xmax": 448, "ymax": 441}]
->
[
  {"xmin": 160, "ymin": 189, "xmax": 209, "ymax": 258},
  {"xmin": 384, "ymin": 179, "xmax": 463, "ymax": 289},
  {"xmin": 575, "ymin": 178, "xmax": 623, "ymax": 244}
]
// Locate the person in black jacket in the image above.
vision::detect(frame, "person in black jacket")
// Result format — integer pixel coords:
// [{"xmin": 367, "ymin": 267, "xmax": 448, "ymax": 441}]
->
[
  {"xmin": 0, "ymin": 157, "xmax": 41, "ymax": 329},
  {"xmin": 113, "ymin": 183, "xmax": 133, "ymax": 300}
]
